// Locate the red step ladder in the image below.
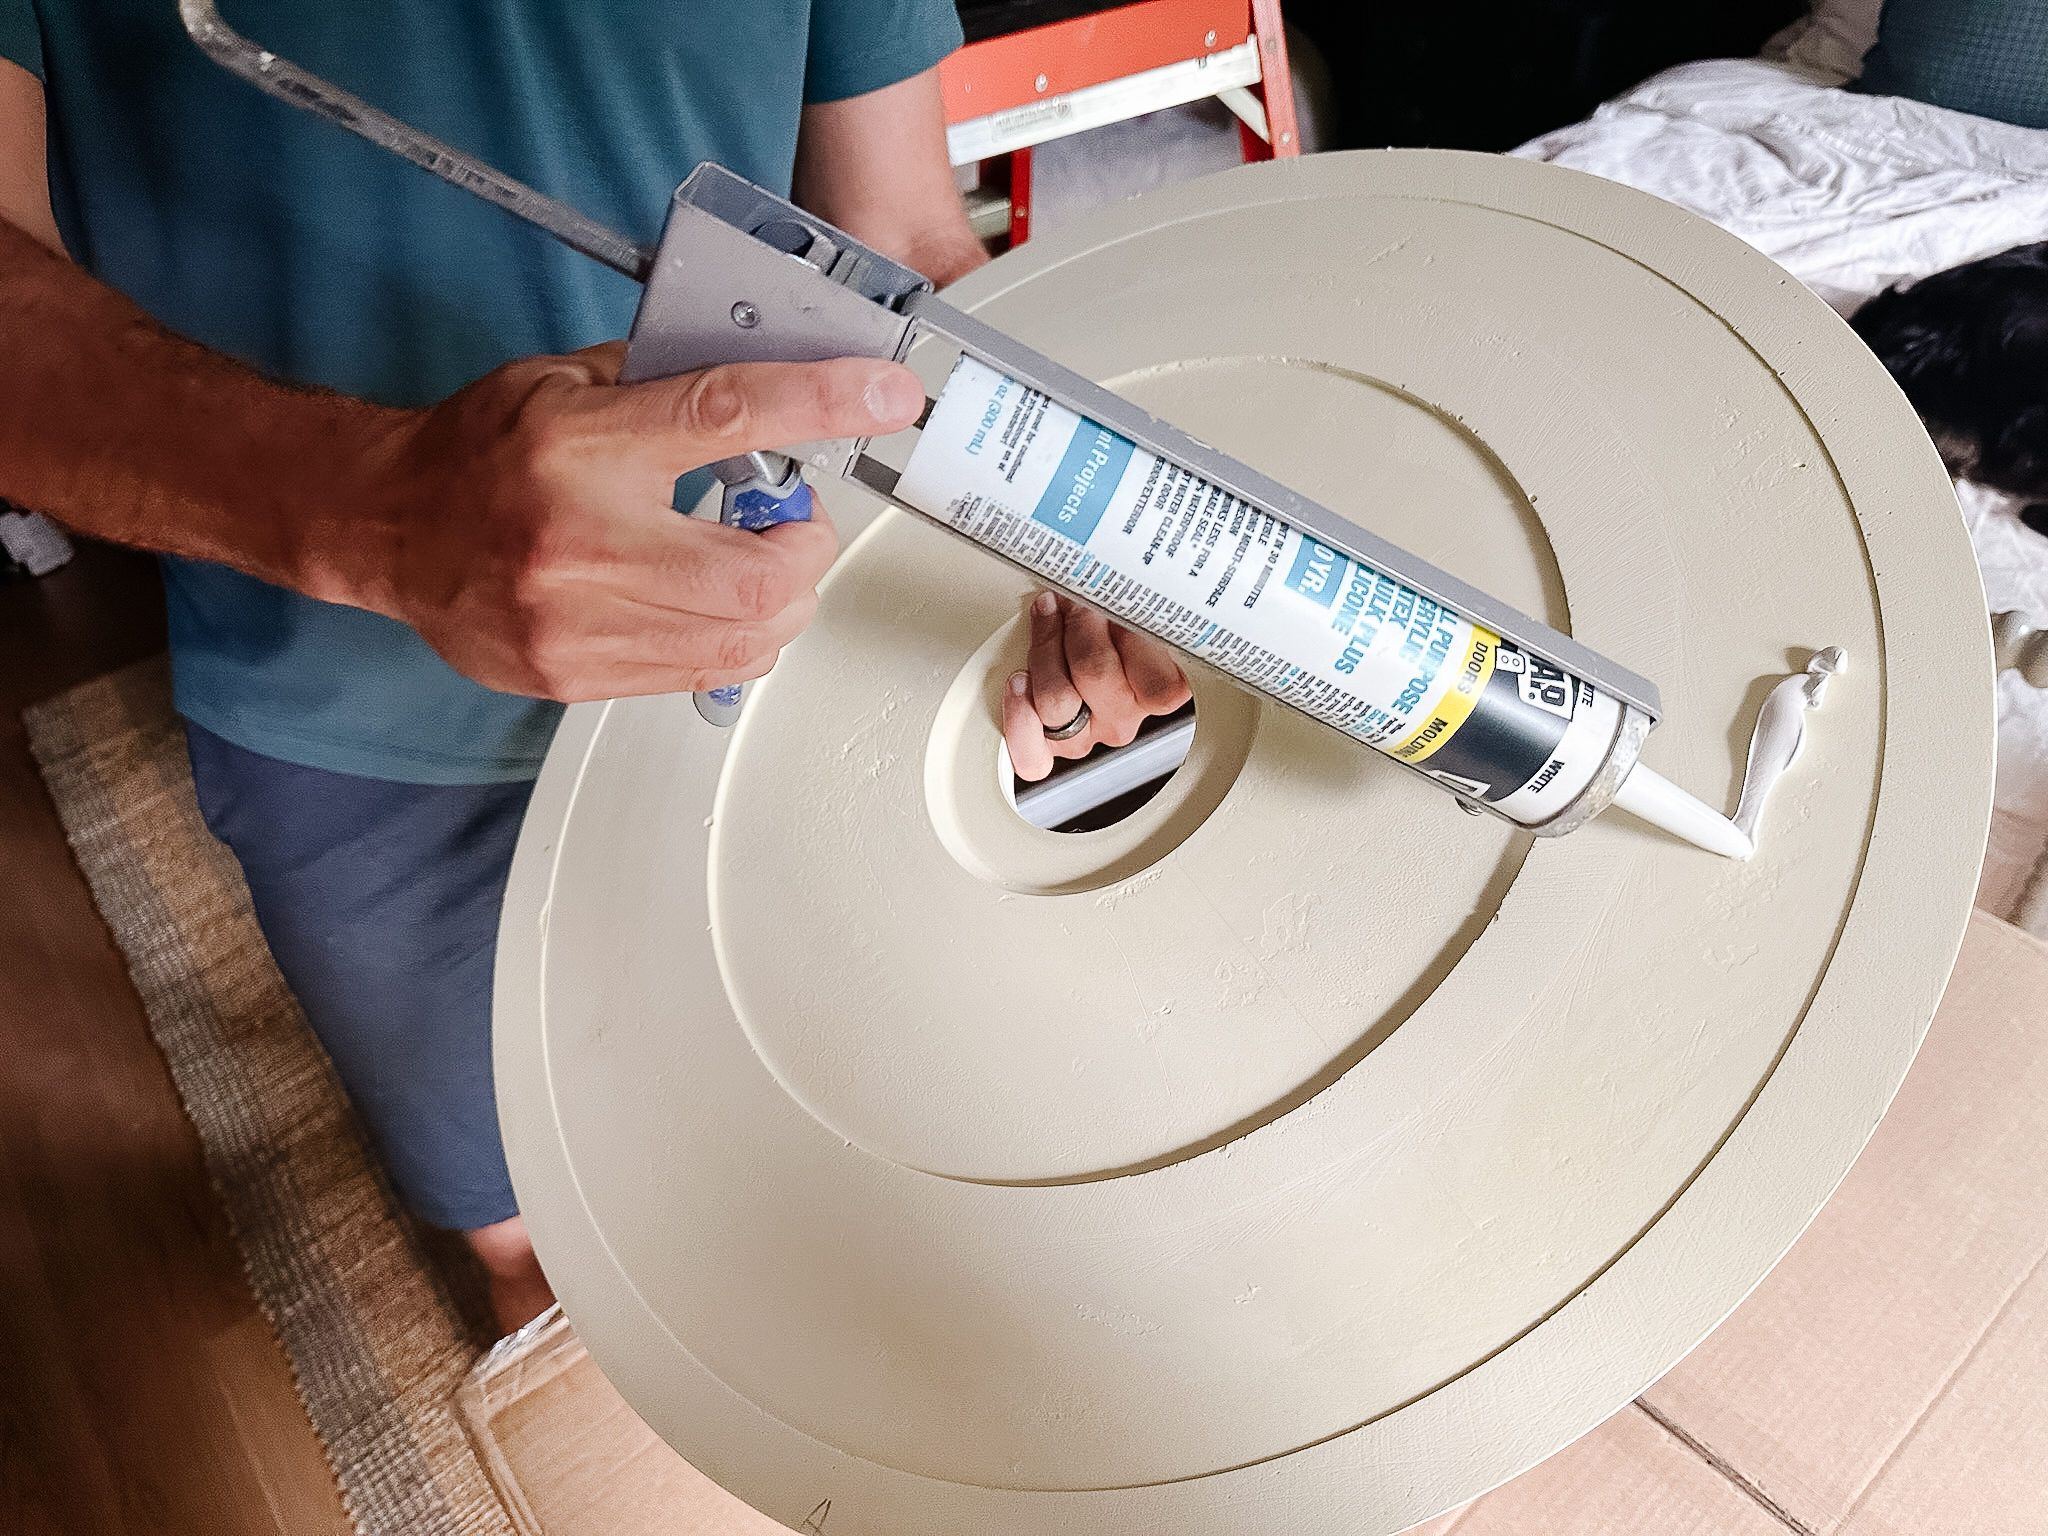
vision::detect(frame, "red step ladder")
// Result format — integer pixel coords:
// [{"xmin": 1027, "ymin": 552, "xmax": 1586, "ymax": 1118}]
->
[{"xmin": 942, "ymin": 0, "xmax": 1301, "ymax": 249}]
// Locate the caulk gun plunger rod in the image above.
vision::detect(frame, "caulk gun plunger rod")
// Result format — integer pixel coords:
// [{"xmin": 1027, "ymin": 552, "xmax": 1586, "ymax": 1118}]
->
[{"xmin": 176, "ymin": 0, "xmax": 657, "ymax": 283}]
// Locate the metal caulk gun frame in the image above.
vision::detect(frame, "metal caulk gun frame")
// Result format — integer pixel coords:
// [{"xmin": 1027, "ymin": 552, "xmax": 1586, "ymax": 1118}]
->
[{"xmin": 179, "ymin": 0, "xmax": 1664, "ymax": 839}]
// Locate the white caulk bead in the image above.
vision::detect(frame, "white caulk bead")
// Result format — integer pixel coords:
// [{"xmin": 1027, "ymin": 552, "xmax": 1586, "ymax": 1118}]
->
[{"xmin": 1609, "ymin": 647, "xmax": 1846, "ymax": 859}]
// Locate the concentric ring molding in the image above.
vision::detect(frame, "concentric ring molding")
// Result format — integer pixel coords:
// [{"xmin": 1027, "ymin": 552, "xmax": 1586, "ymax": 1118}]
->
[{"xmin": 496, "ymin": 150, "xmax": 1992, "ymax": 1534}]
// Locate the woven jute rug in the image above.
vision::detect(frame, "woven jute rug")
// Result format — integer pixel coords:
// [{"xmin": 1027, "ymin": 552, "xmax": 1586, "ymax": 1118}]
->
[{"xmin": 24, "ymin": 655, "xmax": 514, "ymax": 1536}]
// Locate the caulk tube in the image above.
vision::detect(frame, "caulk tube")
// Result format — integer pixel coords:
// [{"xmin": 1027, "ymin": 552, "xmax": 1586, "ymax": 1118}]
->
[{"xmin": 889, "ymin": 355, "xmax": 1741, "ymax": 852}]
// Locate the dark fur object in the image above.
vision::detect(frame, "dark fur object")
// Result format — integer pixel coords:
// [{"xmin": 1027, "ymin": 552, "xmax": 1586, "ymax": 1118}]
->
[{"xmin": 1851, "ymin": 242, "xmax": 2048, "ymax": 500}]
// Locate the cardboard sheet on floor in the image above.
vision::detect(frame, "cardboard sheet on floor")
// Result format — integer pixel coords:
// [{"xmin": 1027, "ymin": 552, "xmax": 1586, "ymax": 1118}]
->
[
  {"xmin": 1637, "ymin": 907, "xmax": 2048, "ymax": 1536},
  {"xmin": 455, "ymin": 1310, "xmax": 787, "ymax": 1536},
  {"xmin": 1406, "ymin": 906, "xmax": 2048, "ymax": 1534}
]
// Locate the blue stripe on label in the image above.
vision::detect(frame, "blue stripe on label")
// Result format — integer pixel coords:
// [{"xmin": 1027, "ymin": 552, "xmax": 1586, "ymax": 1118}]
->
[
  {"xmin": 1030, "ymin": 418, "xmax": 1135, "ymax": 545},
  {"xmin": 1283, "ymin": 537, "xmax": 1348, "ymax": 609}
]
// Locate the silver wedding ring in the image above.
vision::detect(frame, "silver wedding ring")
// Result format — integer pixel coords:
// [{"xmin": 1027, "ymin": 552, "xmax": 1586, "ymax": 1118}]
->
[{"xmin": 1043, "ymin": 702, "xmax": 1092, "ymax": 741}]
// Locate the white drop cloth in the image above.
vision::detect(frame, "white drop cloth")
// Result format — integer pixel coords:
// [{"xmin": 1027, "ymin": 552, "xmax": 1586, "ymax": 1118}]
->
[{"xmin": 1512, "ymin": 58, "xmax": 2048, "ymax": 316}]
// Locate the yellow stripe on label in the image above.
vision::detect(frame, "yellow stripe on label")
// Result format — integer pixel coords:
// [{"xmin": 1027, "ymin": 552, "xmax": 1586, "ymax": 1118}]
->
[{"xmin": 1390, "ymin": 628, "xmax": 1499, "ymax": 763}]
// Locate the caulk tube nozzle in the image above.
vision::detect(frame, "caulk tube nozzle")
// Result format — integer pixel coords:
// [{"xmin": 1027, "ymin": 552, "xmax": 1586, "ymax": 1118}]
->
[{"xmin": 1610, "ymin": 764, "xmax": 1754, "ymax": 860}]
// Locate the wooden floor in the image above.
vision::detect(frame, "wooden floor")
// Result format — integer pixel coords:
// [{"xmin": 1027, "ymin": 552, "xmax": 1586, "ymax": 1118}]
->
[{"xmin": 0, "ymin": 542, "xmax": 351, "ymax": 1535}]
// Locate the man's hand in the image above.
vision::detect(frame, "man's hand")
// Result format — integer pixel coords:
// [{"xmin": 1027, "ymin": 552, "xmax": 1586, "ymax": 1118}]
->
[
  {"xmin": 2, "ymin": 54, "xmax": 937, "ymax": 707},
  {"xmin": 345, "ymin": 345, "xmax": 924, "ymax": 700},
  {"xmin": 1003, "ymin": 592, "xmax": 1193, "ymax": 781},
  {"xmin": 0, "ymin": 204, "xmax": 923, "ymax": 700},
  {"xmin": 0, "ymin": 149, "xmax": 923, "ymax": 703}
]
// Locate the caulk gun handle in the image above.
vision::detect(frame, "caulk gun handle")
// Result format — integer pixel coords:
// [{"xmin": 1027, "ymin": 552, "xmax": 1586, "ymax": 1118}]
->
[{"xmin": 693, "ymin": 451, "xmax": 814, "ymax": 728}]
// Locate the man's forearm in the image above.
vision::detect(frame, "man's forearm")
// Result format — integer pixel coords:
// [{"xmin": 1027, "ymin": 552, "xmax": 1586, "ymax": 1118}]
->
[{"xmin": 0, "ymin": 213, "xmax": 404, "ymax": 604}]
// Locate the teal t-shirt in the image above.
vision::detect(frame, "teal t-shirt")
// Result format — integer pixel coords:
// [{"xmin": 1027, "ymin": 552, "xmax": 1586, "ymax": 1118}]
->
[{"xmin": 2, "ymin": 0, "xmax": 961, "ymax": 782}]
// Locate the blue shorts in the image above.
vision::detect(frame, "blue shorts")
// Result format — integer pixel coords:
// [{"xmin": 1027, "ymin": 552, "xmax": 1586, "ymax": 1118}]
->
[{"xmin": 185, "ymin": 720, "xmax": 534, "ymax": 1231}]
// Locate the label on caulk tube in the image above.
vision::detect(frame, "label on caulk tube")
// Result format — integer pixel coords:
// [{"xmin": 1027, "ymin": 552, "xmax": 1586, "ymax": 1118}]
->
[{"xmin": 892, "ymin": 356, "xmax": 1622, "ymax": 823}]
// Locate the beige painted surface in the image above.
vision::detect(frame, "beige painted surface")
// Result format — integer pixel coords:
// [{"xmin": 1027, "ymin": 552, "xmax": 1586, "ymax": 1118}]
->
[
  {"xmin": 478, "ymin": 914, "xmax": 2048, "ymax": 1536},
  {"xmin": 495, "ymin": 151, "xmax": 1992, "ymax": 1533}
]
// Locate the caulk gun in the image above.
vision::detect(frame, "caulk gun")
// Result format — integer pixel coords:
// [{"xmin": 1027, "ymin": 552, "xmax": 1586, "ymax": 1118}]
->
[{"xmin": 180, "ymin": 0, "xmax": 1839, "ymax": 858}]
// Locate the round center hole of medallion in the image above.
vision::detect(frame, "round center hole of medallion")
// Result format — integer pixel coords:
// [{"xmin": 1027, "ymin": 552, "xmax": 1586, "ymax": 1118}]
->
[
  {"xmin": 712, "ymin": 356, "xmax": 1563, "ymax": 1185},
  {"xmin": 921, "ymin": 615, "xmax": 1255, "ymax": 900}
]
